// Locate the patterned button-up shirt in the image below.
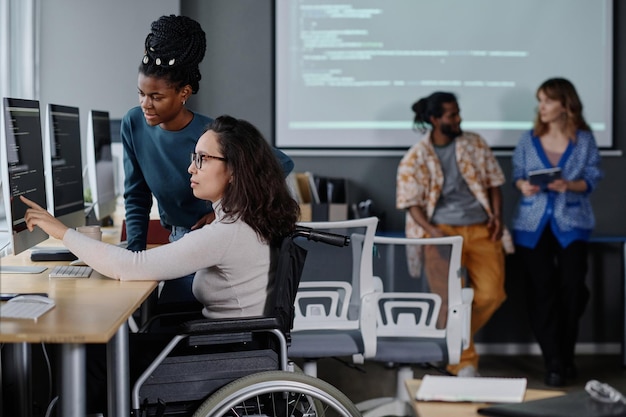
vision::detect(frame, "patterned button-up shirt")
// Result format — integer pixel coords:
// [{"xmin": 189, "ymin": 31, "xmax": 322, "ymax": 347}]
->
[{"xmin": 397, "ymin": 131, "xmax": 505, "ymax": 238}]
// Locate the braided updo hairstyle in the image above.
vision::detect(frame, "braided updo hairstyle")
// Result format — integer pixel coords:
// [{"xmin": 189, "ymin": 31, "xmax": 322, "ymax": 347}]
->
[{"xmin": 140, "ymin": 15, "xmax": 206, "ymax": 94}]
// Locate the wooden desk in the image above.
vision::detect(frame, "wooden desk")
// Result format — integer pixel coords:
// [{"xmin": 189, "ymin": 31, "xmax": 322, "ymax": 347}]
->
[
  {"xmin": 1, "ymin": 239, "xmax": 157, "ymax": 417},
  {"xmin": 405, "ymin": 379, "xmax": 564, "ymax": 417}
]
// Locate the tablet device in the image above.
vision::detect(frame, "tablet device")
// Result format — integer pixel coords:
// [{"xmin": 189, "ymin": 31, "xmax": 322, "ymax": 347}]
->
[{"xmin": 528, "ymin": 167, "xmax": 562, "ymax": 186}]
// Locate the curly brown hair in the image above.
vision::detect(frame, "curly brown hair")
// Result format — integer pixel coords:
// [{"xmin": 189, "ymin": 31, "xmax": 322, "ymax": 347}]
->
[{"xmin": 209, "ymin": 116, "xmax": 300, "ymax": 245}]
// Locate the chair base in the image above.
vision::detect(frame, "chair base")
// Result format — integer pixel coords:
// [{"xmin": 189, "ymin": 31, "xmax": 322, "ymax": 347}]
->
[
  {"xmin": 356, "ymin": 366, "xmax": 414, "ymax": 417},
  {"xmin": 358, "ymin": 398, "xmax": 412, "ymax": 417},
  {"xmin": 302, "ymin": 360, "xmax": 319, "ymax": 377}
]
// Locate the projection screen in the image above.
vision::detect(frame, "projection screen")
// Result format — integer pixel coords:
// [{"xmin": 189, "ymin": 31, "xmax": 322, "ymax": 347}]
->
[{"xmin": 275, "ymin": 0, "xmax": 613, "ymax": 150}]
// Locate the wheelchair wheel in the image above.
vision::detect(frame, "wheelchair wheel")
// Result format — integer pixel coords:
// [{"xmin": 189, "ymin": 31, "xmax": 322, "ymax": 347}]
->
[{"xmin": 192, "ymin": 370, "xmax": 360, "ymax": 417}]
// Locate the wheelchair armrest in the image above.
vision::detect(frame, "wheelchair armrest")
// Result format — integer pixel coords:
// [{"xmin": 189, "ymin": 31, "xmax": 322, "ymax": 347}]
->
[
  {"xmin": 182, "ymin": 316, "xmax": 281, "ymax": 334},
  {"xmin": 138, "ymin": 311, "xmax": 204, "ymax": 333}
]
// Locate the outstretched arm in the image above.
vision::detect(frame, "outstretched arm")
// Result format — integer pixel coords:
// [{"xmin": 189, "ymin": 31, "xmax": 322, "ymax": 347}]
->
[{"xmin": 21, "ymin": 196, "xmax": 69, "ymax": 240}]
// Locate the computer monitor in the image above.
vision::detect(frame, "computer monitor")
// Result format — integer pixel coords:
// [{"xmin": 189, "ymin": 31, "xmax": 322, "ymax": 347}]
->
[
  {"xmin": 43, "ymin": 104, "xmax": 86, "ymax": 228},
  {"xmin": 0, "ymin": 97, "xmax": 49, "ymax": 256},
  {"xmin": 86, "ymin": 110, "xmax": 116, "ymax": 222}
]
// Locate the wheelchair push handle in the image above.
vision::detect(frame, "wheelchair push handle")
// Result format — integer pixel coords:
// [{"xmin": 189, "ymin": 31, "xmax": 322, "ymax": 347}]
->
[{"xmin": 293, "ymin": 226, "xmax": 350, "ymax": 247}]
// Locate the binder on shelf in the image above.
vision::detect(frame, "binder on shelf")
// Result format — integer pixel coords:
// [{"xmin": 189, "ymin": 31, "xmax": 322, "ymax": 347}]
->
[{"xmin": 294, "ymin": 172, "xmax": 348, "ymax": 222}]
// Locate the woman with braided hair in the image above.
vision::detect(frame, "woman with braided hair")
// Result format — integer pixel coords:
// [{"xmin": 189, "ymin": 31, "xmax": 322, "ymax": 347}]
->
[{"xmin": 122, "ymin": 15, "xmax": 294, "ymax": 309}]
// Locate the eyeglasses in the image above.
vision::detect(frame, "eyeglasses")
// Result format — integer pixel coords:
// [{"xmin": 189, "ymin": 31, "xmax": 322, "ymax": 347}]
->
[
  {"xmin": 190, "ymin": 152, "xmax": 226, "ymax": 170},
  {"xmin": 585, "ymin": 380, "xmax": 626, "ymax": 404}
]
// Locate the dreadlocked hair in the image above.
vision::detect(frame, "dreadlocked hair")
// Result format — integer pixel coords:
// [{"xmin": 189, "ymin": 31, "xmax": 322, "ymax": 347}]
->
[{"xmin": 140, "ymin": 15, "xmax": 206, "ymax": 93}]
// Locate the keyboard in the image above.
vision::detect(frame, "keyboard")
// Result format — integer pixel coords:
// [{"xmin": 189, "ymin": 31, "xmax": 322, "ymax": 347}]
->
[
  {"xmin": 0, "ymin": 300, "xmax": 55, "ymax": 320},
  {"xmin": 48, "ymin": 265, "xmax": 93, "ymax": 278}
]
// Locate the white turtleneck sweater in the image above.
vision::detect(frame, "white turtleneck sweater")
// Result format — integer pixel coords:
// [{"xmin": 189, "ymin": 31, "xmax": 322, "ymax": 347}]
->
[{"xmin": 62, "ymin": 203, "xmax": 274, "ymax": 318}]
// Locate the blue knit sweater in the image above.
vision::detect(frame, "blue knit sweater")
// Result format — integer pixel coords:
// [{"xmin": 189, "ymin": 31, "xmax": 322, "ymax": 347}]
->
[{"xmin": 511, "ymin": 129, "xmax": 602, "ymax": 249}]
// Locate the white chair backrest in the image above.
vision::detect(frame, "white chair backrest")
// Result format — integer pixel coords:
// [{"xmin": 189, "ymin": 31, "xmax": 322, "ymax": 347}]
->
[
  {"xmin": 293, "ymin": 217, "xmax": 378, "ymax": 331},
  {"xmin": 372, "ymin": 235, "xmax": 464, "ymax": 306},
  {"xmin": 298, "ymin": 217, "xmax": 378, "ymax": 293},
  {"xmin": 371, "ymin": 235, "xmax": 469, "ymax": 364},
  {"xmin": 294, "ymin": 281, "xmax": 354, "ymax": 329},
  {"xmin": 375, "ymin": 292, "xmax": 444, "ymax": 339}
]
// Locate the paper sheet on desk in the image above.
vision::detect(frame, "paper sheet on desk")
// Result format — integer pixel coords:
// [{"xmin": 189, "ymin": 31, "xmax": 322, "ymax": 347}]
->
[{"xmin": 416, "ymin": 374, "xmax": 527, "ymax": 403}]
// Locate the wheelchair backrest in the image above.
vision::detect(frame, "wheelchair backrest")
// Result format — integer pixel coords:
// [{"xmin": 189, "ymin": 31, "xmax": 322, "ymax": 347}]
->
[
  {"xmin": 267, "ymin": 226, "xmax": 351, "ymax": 340},
  {"xmin": 265, "ymin": 234, "xmax": 308, "ymax": 339}
]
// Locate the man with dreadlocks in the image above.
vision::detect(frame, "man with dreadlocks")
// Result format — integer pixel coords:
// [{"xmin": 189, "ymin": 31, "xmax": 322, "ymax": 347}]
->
[{"xmin": 122, "ymin": 15, "xmax": 294, "ymax": 310}]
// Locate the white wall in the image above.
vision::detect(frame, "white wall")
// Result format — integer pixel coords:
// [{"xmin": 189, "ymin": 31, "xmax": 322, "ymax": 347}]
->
[{"xmin": 39, "ymin": 0, "xmax": 180, "ymax": 137}]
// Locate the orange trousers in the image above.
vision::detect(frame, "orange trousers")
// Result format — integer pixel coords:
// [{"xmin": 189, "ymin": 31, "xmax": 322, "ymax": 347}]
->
[{"xmin": 424, "ymin": 223, "xmax": 506, "ymax": 374}]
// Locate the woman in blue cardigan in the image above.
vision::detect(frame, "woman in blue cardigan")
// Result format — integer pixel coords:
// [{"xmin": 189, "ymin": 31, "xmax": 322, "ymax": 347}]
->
[{"xmin": 511, "ymin": 78, "xmax": 602, "ymax": 387}]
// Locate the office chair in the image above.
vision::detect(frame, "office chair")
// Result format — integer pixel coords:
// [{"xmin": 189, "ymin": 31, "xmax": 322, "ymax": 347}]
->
[
  {"xmin": 356, "ymin": 235, "xmax": 473, "ymax": 417},
  {"xmin": 288, "ymin": 217, "xmax": 379, "ymax": 377}
]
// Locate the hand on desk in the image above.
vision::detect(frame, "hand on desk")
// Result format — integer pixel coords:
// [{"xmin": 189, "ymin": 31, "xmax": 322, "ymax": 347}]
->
[{"xmin": 21, "ymin": 195, "xmax": 69, "ymax": 240}]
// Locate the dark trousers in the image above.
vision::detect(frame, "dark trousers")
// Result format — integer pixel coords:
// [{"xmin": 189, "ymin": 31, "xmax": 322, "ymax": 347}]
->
[{"xmin": 516, "ymin": 227, "xmax": 589, "ymax": 372}]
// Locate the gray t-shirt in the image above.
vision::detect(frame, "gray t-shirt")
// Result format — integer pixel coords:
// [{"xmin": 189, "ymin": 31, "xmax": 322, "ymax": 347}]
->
[{"xmin": 431, "ymin": 141, "xmax": 488, "ymax": 226}]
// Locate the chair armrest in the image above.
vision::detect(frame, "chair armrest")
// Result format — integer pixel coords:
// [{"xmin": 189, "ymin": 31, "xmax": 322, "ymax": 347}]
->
[
  {"xmin": 445, "ymin": 287, "xmax": 474, "ymax": 363},
  {"xmin": 182, "ymin": 316, "xmax": 281, "ymax": 334},
  {"xmin": 460, "ymin": 288, "xmax": 474, "ymax": 350},
  {"xmin": 138, "ymin": 311, "xmax": 204, "ymax": 333},
  {"xmin": 358, "ymin": 291, "xmax": 379, "ymax": 361},
  {"xmin": 140, "ymin": 311, "xmax": 282, "ymax": 338},
  {"xmin": 445, "ymin": 304, "xmax": 462, "ymax": 365}
]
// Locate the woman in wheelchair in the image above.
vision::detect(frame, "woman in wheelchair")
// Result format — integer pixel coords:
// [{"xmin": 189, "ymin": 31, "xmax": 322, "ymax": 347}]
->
[
  {"xmin": 22, "ymin": 115, "xmax": 300, "ymax": 317},
  {"xmin": 22, "ymin": 117, "xmax": 354, "ymax": 416}
]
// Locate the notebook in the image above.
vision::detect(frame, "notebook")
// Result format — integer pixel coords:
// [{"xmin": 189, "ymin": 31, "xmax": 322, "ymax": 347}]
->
[
  {"xmin": 478, "ymin": 390, "xmax": 626, "ymax": 417},
  {"xmin": 416, "ymin": 374, "xmax": 527, "ymax": 403},
  {"xmin": 528, "ymin": 167, "xmax": 562, "ymax": 186}
]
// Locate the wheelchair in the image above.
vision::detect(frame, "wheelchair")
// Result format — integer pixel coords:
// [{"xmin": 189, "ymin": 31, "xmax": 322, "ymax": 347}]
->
[{"xmin": 129, "ymin": 226, "xmax": 361, "ymax": 417}]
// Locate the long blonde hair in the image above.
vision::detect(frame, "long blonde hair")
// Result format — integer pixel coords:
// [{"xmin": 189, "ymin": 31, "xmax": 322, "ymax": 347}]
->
[{"xmin": 533, "ymin": 78, "xmax": 590, "ymax": 140}]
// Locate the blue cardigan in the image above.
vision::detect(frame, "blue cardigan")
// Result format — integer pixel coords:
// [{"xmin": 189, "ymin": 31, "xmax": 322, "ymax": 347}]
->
[{"xmin": 511, "ymin": 129, "xmax": 602, "ymax": 249}]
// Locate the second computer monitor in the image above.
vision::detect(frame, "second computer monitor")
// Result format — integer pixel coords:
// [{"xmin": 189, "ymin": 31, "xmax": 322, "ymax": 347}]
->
[
  {"xmin": 44, "ymin": 104, "xmax": 86, "ymax": 229},
  {"xmin": 0, "ymin": 97, "xmax": 49, "ymax": 255},
  {"xmin": 86, "ymin": 110, "xmax": 116, "ymax": 221}
]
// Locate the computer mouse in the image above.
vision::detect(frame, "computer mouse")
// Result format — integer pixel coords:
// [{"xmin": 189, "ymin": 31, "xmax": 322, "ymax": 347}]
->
[
  {"xmin": 69, "ymin": 259, "xmax": 88, "ymax": 266},
  {"xmin": 10, "ymin": 294, "xmax": 55, "ymax": 305}
]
